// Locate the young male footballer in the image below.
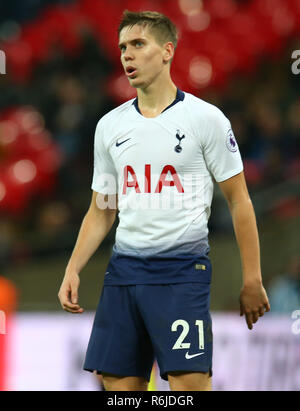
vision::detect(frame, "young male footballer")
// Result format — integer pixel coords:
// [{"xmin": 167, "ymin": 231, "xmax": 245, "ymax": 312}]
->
[{"xmin": 58, "ymin": 10, "xmax": 270, "ymax": 391}]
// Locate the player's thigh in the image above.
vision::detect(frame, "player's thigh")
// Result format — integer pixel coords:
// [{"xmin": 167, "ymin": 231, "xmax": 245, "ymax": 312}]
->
[
  {"xmin": 84, "ymin": 285, "xmax": 154, "ymax": 382},
  {"xmin": 136, "ymin": 283, "xmax": 213, "ymax": 382},
  {"xmin": 168, "ymin": 371, "xmax": 212, "ymax": 391},
  {"xmin": 102, "ymin": 373, "xmax": 148, "ymax": 391}
]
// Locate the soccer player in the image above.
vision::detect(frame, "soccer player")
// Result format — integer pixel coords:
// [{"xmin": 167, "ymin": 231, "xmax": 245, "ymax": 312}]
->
[{"xmin": 58, "ymin": 10, "xmax": 270, "ymax": 391}]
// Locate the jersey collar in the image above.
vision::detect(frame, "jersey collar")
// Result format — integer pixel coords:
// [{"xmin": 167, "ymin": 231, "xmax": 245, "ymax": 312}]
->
[{"xmin": 133, "ymin": 89, "xmax": 185, "ymax": 115}]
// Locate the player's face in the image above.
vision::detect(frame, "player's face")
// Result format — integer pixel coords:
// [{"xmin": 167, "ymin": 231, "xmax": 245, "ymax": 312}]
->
[{"xmin": 119, "ymin": 25, "xmax": 167, "ymax": 89}]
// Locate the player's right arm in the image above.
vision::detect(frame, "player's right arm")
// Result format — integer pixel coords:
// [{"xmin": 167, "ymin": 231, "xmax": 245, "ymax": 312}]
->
[
  {"xmin": 58, "ymin": 191, "xmax": 117, "ymax": 313},
  {"xmin": 200, "ymin": 105, "xmax": 270, "ymax": 329}
]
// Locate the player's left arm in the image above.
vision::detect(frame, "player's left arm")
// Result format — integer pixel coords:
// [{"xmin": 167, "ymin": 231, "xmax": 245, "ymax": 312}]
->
[{"xmin": 218, "ymin": 171, "xmax": 271, "ymax": 330}]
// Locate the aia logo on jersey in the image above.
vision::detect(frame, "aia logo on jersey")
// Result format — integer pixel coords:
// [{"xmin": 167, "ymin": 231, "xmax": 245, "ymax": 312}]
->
[
  {"xmin": 123, "ymin": 164, "xmax": 184, "ymax": 194},
  {"xmin": 175, "ymin": 130, "xmax": 185, "ymax": 153}
]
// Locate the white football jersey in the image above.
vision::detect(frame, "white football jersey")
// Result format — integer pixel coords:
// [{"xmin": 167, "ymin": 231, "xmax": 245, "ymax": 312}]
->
[{"xmin": 92, "ymin": 90, "xmax": 243, "ymax": 257}]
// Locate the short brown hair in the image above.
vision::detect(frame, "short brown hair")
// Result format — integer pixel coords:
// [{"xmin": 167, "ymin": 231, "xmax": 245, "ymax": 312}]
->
[{"xmin": 118, "ymin": 10, "xmax": 178, "ymax": 49}]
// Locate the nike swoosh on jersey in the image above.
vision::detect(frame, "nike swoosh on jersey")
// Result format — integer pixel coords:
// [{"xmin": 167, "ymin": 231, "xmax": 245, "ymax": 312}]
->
[
  {"xmin": 116, "ymin": 138, "xmax": 131, "ymax": 147},
  {"xmin": 185, "ymin": 352, "xmax": 205, "ymax": 360}
]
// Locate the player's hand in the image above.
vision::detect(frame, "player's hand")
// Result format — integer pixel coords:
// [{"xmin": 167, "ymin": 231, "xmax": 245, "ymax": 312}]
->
[
  {"xmin": 239, "ymin": 282, "xmax": 270, "ymax": 330},
  {"xmin": 58, "ymin": 272, "xmax": 84, "ymax": 314}
]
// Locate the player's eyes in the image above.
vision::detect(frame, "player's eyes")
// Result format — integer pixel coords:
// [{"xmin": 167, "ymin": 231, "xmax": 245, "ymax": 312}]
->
[{"xmin": 120, "ymin": 42, "xmax": 143, "ymax": 53}]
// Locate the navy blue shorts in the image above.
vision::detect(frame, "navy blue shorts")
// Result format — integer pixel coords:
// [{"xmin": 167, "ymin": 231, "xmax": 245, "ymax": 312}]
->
[{"xmin": 83, "ymin": 283, "xmax": 213, "ymax": 381}]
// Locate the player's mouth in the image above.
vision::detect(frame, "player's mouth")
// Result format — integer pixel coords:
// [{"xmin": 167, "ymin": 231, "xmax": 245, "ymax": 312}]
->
[{"xmin": 126, "ymin": 66, "xmax": 138, "ymax": 78}]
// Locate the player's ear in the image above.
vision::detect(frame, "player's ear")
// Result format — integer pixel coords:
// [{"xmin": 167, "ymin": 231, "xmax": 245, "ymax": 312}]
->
[{"xmin": 163, "ymin": 42, "xmax": 175, "ymax": 64}]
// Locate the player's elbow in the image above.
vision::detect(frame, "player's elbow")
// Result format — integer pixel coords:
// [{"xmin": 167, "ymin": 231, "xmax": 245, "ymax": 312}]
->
[
  {"xmin": 227, "ymin": 198, "xmax": 256, "ymax": 226},
  {"xmin": 88, "ymin": 192, "xmax": 118, "ymax": 223}
]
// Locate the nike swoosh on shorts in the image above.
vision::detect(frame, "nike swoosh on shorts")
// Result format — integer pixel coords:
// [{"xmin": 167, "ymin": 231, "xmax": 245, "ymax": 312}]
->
[{"xmin": 185, "ymin": 352, "xmax": 205, "ymax": 360}]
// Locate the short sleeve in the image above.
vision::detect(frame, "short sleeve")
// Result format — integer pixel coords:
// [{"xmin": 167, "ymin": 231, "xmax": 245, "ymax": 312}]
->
[
  {"xmin": 202, "ymin": 109, "xmax": 244, "ymax": 182},
  {"xmin": 91, "ymin": 120, "xmax": 118, "ymax": 194}
]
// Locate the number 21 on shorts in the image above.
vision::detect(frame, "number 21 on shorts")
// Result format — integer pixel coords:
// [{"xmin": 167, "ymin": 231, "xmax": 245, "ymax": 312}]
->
[{"xmin": 171, "ymin": 319, "xmax": 204, "ymax": 350}]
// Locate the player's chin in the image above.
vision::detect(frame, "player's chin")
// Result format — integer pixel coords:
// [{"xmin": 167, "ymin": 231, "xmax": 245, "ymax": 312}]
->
[{"xmin": 128, "ymin": 77, "xmax": 146, "ymax": 88}]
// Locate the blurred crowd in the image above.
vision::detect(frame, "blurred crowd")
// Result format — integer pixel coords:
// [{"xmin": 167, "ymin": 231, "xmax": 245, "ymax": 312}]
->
[
  {"xmin": 213, "ymin": 47, "xmax": 300, "ymax": 191},
  {"xmin": 0, "ymin": 29, "xmax": 116, "ymax": 269},
  {"xmin": 0, "ymin": 0, "xmax": 75, "ymax": 25},
  {"xmin": 268, "ymin": 254, "xmax": 300, "ymax": 313}
]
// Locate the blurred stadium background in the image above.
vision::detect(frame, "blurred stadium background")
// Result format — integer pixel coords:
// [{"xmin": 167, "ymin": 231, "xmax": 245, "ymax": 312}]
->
[{"xmin": 0, "ymin": 0, "xmax": 299, "ymax": 391}]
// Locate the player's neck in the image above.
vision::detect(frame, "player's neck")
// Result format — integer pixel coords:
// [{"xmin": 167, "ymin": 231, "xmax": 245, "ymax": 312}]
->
[{"xmin": 136, "ymin": 76, "xmax": 177, "ymax": 118}]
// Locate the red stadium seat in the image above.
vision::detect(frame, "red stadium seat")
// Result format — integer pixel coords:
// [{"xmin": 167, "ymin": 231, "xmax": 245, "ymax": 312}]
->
[{"xmin": 0, "ymin": 107, "xmax": 62, "ymax": 214}]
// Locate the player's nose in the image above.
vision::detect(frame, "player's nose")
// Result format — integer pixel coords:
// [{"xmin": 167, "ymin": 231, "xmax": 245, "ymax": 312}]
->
[
  {"xmin": 123, "ymin": 48, "xmax": 134, "ymax": 61},
  {"xmin": 124, "ymin": 54, "xmax": 134, "ymax": 62}
]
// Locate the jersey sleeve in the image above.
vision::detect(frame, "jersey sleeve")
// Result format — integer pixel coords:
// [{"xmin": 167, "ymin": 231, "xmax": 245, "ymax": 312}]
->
[
  {"xmin": 202, "ymin": 109, "xmax": 244, "ymax": 182},
  {"xmin": 91, "ymin": 120, "xmax": 118, "ymax": 194}
]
